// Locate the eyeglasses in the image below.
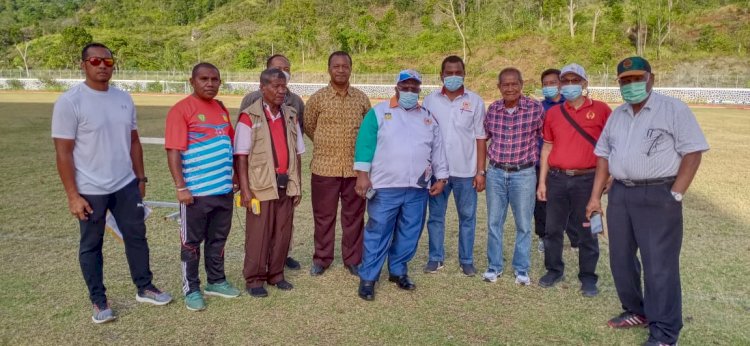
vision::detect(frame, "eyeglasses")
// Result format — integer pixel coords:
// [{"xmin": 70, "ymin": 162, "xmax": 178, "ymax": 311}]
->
[
  {"xmin": 560, "ymin": 77, "xmax": 584, "ymax": 85},
  {"xmin": 84, "ymin": 57, "xmax": 115, "ymax": 67}
]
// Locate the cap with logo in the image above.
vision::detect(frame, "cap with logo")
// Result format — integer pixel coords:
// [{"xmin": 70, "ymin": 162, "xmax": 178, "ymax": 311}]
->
[
  {"xmin": 396, "ymin": 69, "xmax": 422, "ymax": 84},
  {"xmin": 617, "ymin": 57, "xmax": 652, "ymax": 79},
  {"xmin": 560, "ymin": 63, "xmax": 588, "ymax": 81}
]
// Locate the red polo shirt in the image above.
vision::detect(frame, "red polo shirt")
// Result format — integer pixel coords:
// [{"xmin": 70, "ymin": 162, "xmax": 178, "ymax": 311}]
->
[{"xmin": 542, "ymin": 97, "xmax": 611, "ymax": 170}]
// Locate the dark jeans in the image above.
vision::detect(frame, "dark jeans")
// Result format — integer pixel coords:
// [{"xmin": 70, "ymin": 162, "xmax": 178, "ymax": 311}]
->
[
  {"xmin": 180, "ymin": 193, "xmax": 233, "ymax": 295},
  {"xmin": 535, "ymin": 167, "xmax": 579, "ymax": 247},
  {"xmin": 543, "ymin": 171, "xmax": 599, "ymax": 285},
  {"xmin": 608, "ymin": 181, "xmax": 684, "ymax": 344},
  {"xmin": 78, "ymin": 179, "xmax": 154, "ymax": 308}
]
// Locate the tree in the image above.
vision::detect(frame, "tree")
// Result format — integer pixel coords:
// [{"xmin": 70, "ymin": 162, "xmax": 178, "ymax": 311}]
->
[
  {"xmin": 60, "ymin": 26, "xmax": 92, "ymax": 68},
  {"xmin": 439, "ymin": 0, "xmax": 470, "ymax": 63},
  {"xmin": 567, "ymin": 0, "xmax": 577, "ymax": 38},
  {"xmin": 15, "ymin": 41, "xmax": 31, "ymax": 77}
]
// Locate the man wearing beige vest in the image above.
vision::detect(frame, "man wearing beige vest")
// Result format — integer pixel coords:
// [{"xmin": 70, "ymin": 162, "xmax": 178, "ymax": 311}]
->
[{"xmin": 235, "ymin": 68, "xmax": 305, "ymax": 298}]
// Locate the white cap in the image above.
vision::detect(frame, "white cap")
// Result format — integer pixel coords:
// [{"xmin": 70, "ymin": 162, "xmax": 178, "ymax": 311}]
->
[{"xmin": 560, "ymin": 63, "xmax": 588, "ymax": 81}]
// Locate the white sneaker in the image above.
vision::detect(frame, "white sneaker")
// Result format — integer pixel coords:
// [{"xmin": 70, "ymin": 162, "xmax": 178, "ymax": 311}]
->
[
  {"xmin": 482, "ymin": 269, "xmax": 501, "ymax": 283},
  {"xmin": 515, "ymin": 271, "xmax": 531, "ymax": 286},
  {"xmin": 537, "ymin": 240, "xmax": 545, "ymax": 253}
]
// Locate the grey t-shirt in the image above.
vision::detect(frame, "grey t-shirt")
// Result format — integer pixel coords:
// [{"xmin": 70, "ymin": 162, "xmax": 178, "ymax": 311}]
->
[
  {"xmin": 51, "ymin": 83, "xmax": 137, "ymax": 195},
  {"xmin": 594, "ymin": 92, "xmax": 710, "ymax": 180},
  {"xmin": 239, "ymin": 90, "xmax": 305, "ymax": 128}
]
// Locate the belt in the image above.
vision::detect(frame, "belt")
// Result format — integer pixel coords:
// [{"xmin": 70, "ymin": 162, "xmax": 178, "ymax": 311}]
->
[
  {"xmin": 550, "ymin": 167, "xmax": 595, "ymax": 176},
  {"xmin": 616, "ymin": 176, "xmax": 676, "ymax": 187},
  {"xmin": 489, "ymin": 161, "xmax": 534, "ymax": 172}
]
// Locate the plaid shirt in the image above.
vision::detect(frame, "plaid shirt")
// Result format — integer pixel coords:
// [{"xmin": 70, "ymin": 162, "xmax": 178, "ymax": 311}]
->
[{"xmin": 485, "ymin": 95, "xmax": 545, "ymax": 165}]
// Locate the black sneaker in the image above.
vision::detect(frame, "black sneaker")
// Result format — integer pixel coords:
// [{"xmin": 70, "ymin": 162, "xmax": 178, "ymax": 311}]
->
[
  {"xmin": 460, "ymin": 263, "xmax": 477, "ymax": 277},
  {"xmin": 538, "ymin": 272, "xmax": 563, "ymax": 288},
  {"xmin": 608, "ymin": 311, "xmax": 647, "ymax": 328},
  {"xmin": 581, "ymin": 282, "xmax": 599, "ymax": 297},
  {"xmin": 247, "ymin": 286, "xmax": 268, "ymax": 298},
  {"xmin": 423, "ymin": 261, "xmax": 444, "ymax": 273},
  {"xmin": 272, "ymin": 280, "xmax": 294, "ymax": 290},
  {"xmin": 285, "ymin": 257, "xmax": 301, "ymax": 270}
]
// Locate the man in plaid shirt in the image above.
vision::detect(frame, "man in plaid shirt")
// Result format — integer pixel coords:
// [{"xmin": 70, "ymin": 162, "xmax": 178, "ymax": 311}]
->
[{"xmin": 482, "ymin": 67, "xmax": 545, "ymax": 285}]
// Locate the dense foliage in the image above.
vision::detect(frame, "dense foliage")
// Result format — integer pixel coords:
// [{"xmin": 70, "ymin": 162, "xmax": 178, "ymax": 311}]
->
[{"xmin": 1, "ymin": 0, "xmax": 748, "ymax": 86}]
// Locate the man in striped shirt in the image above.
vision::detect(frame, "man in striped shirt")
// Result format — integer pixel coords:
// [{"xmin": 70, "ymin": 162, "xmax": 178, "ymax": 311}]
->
[
  {"xmin": 165, "ymin": 63, "xmax": 241, "ymax": 311},
  {"xmin": 482, "ymin": 67, "xmax": 545, "ymax": 285}
]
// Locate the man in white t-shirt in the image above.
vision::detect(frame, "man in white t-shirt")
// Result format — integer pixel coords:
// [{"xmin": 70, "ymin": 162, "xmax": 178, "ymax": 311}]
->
[
  {"xmin": 422, "ymin": 55, "xmax": 487, "ymax": 277},
  {"xmin": 52, "ymin": 43, "xmax": 172, "ymax": 324}
]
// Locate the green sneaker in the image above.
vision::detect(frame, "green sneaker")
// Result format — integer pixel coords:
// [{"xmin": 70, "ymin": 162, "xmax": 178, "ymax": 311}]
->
[
  {"xmin": 205, "ymin": 281, "xmax": 241, "ymax": 298},
  {"xmin": 185, "ymin": 291, "xmax": 206, "ymax": 311}
]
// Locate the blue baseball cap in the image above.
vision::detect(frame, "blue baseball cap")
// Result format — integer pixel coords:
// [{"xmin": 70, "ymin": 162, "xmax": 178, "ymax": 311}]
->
[{"xmin": 396, "ymin": 69, "xmax": 422, "ymax": 84}]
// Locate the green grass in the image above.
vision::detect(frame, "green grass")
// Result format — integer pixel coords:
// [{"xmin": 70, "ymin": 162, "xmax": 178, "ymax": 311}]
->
[{"xmin": 0, "ymin": 91, "xmax": 748, "ymax": 345}]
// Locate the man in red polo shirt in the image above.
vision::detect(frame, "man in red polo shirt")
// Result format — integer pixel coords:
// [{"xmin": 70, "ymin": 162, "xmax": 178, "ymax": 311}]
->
[{"xmin": 536, "ymin": 63, "xmax": 611, "ymax": 297}]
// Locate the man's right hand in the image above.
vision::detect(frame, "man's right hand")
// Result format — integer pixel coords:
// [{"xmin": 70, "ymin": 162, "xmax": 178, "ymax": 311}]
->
[
  {"xmin": 177, "ymin": 189, "xmax": 194, "ymax": 205},
  {"xmin": 536, "ymin": 183, "xmax": 547, "ymax": 202},
  {"xmin": 585, "ymin": 198, "xmax": 602, "ymax": 220},
  {"xmin": 355, "ymin": 174, "xmax": 372, "ymax": 199},
  {"xmin": 68, "ymin": 194, "xmax": 93, "ymax": 221},
  {"xmin": 240, "ymin": 189, "xmax": 254, "ymax": 208}
]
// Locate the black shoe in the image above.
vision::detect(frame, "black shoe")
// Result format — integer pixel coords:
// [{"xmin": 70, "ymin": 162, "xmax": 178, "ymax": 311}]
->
[
  {"xmin": 460, "ymin": 263, "xmax": 477, "ymax": 277},
  {"xmin": 272, "ymin": 280, "xmax": 294, "ymax": 291},
  {"xmin": 309, "ymin": 264, "xmax": 326, "ymax": 276},
  {"xmin": 247, "ymin": 287, "xmax": 268, "ymax": 298},
  {"xmin": 285, "ymin": 257, "xmax": 301, "ymax": 270},
  {"xmin": 581, "ymin": 282, "xmax": 599, "ymax": 297},
  {"xmin": 345, "ymin": 264, "xmax": 360, "ymax": 276},
  {"xmin": 388, "ymin": 275, "xmax": 416, "ymax": 290},
  {"xmin": 538, "ymin": 272, "xmax": 563, "ymax": 288},
  {"xmin": 358, "ymin": 280, "xmax": 375, "ymax": 301}
]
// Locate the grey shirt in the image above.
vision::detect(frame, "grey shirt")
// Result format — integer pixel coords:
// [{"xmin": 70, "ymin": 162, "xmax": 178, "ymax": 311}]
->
[
  {"xmin": 239, "ymin": 90, "xmax": 305, "ymax": 128},
  {"xmin": 51, "ymin": 83, "xmax": 137, "ymax": 195},
  {"xmin": 594, "ymin": 92, "xmax": 709, "ymax": 180}
]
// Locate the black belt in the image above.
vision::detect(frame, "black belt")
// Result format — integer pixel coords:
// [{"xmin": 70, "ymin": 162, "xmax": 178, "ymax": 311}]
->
[
  {"xmin": 550, "ymin": 167, "xmax": 596, "ymax": 176},
  {"xmin": 616, "ymin": 176, "xmax": 676, "ymax": 187},
  {"xmin": 490, "ymin": 161, "xmax": 534, "ymax": 172}
]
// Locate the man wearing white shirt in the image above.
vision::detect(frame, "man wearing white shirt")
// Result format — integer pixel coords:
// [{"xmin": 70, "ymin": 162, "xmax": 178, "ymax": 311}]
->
[{"xmin": 422, "ymin": 55, "xmax": 487, "ymax": 276}]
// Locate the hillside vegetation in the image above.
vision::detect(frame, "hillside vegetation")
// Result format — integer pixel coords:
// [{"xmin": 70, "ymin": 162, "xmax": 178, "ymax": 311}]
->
[{"xmin": 1, "ymin": 0, "xmax": 749, "ymax": 92}]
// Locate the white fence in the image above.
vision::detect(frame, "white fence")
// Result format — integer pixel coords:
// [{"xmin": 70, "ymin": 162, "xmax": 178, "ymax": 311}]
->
[{"xmin": 1, "ymin": 78, "xmax": 749, "ymax": 104}]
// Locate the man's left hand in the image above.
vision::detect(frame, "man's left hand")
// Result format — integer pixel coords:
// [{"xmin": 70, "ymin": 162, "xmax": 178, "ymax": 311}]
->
[
  {"xmin": 429, "ymin": 179, "xmax": 446, "ymax": 196},
  {"xmin": 293, "ymin": 195, "xmax": 302, "ymax": 207},
  {"xmin": 139, "ymin": 181, "xmax": 146, "ymax": 198}
]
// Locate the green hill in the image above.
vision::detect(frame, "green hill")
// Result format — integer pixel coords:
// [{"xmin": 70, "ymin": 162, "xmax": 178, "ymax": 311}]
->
[{"xmin": 1, "ymin": 0, "xmax": 749, "ymax": 92}]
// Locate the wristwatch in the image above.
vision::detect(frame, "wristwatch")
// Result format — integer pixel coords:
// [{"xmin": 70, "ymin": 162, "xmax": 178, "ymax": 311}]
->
[
  {"xmin": 137, "ymin": 176, "xmax": 149, "ymax": 184},
  {"xmin": 670, "ymin": 191, "xmax": 683, "ymax": 202},
  {"xmin": 477, "ymin": 170, "xmax": 486, "ymax": 177}
]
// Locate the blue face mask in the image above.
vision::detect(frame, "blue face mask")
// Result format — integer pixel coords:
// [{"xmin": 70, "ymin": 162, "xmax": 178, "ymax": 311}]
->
[
  {"xmin": 443, "ymin": 76, "xmax": 464, "ymax": 92},
  {"xmin": 398, "ymin": 91, "xmax": 419, "ymax": 109},
  {"xmin": 542, "ymin": 86, "xmax": 559, "ymax": 99},
  {"xmin": 560, "ymin": 84, "xmax": 583, "ymax": 101}
]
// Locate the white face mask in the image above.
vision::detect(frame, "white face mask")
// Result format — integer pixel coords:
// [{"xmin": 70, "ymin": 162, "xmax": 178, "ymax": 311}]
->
[{"xmin": 282, "ymin": 71, "xmax": 291, "ymax": 83}]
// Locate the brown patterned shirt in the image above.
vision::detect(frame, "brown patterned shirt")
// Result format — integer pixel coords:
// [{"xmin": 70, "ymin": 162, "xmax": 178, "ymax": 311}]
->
[{"xmin": 304, "ymin": 84, "xmax": 372, "ymax": 177}]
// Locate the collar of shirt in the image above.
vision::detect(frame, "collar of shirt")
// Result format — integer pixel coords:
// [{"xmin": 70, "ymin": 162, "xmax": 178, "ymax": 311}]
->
[
  {"xmin": 563, "ymin": 96, "xmax": 594, "ymax": 112},
  {"xmin": 542, "ymin": 95, "xmax": 566, "ymax": 110},
  {"xmin": 623, "ymin": 92, "xmax": 659, "ymax": 117},
  {"xmin": 440, "ymin": 85, "xmax": 466, "ymax": 97},
  {"xmin": 495, "ymin": 95, "xmax": 532, "ymax": 113},
  {"xmin": 262, "ymin": 102, "xmax": 283, "ymax": 122},
  {"xmin": 326, "ymin": 83, "xmax": 351, "ymax": 98},
  {"xmin": 389, "ymin": 95, "xmax": 421, "ymax": 110}
]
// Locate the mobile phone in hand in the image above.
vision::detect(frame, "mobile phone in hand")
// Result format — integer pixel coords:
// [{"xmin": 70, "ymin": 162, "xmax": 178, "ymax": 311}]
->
[
  {"xmin": 365, "ymin": 188, "xmax": 376, "ymax": 200},
  {"xmin": 590, "ymin": 212, "xmax": 603, "ymax": 234}
]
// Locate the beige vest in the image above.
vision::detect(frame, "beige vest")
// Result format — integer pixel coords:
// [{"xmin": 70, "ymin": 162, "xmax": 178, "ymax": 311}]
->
[{"xmin": 241, "ymin": 98, "xmax": 301, "ymax": 201}]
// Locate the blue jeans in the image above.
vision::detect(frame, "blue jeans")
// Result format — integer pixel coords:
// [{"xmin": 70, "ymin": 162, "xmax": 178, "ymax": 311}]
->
[
  {"xmin": 485, "ymin": 166, "xmax": 536, "ymax": 273},
  {"xmin": 426, "ymin": 176, "xmax": 477, "ymax": 264},
  {"xmin": 358, "ymin": 188, "xmax": 428, "ymax": 281}
]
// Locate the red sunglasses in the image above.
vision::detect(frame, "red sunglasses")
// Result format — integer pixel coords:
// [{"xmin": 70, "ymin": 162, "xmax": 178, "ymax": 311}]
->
[{"xmin": 84, "ymin": 57, "xmax": 115, "ymax": 67}]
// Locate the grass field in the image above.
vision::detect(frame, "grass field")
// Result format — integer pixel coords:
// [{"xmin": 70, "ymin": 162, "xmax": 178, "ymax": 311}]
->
[{"xmin": 0, "ymin": 91, "xmax": 748, "ymax": 345}]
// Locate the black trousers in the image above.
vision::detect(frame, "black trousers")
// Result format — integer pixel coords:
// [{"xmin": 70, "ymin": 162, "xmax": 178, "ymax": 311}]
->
[
  {"xmin": 180, "ymin": 193, "xmax": 234, "ymax": 295},
  {"xmin": 79, "ymin": 179, "xmax": 154, "ymax": 308},
  {"xmin": 535, "ymin": 167, "xmax": 580, "ymax": 247},
  {"xmin": 608, "ymin": 181, "xmax": 683, "ymax": 344},
  {"xmin": 543, "ymin": 171, "xmax": 599, "ymax": 284}
]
